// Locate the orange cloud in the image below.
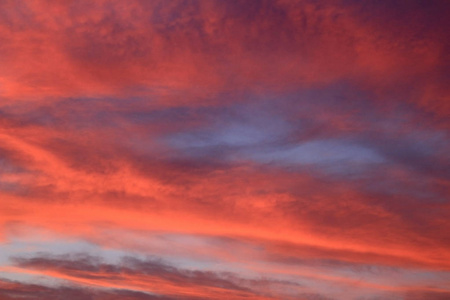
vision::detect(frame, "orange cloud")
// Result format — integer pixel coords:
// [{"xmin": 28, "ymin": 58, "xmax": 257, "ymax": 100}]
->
[
  {"xmin": 0, "ymin": 0, "xmax": 447, "ymax": 116},
  {"xmin": 1, "ymin": 1, "xmax": 449, "ymax": 299}
]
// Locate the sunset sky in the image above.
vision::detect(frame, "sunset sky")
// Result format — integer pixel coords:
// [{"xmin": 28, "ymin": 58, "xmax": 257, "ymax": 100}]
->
[{"xmin": 0, "ymin": 1, "xmax": 449, "ymax": 299}]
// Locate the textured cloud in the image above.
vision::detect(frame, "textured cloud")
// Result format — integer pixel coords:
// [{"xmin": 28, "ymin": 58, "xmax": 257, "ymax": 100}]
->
[
  {"xmin": 5, "ymin": 253, "xmax": 450, "ymax": 300},
  {"xmin": 0, "ymin": 0, "xmax": 448, "ymax": 114},
  {"xmin": 0, "ymin": 278, "xmax": 182, "ymax": 300},
  {"xmin": 1, "ymin": 0, "xmax": 449, "ymax": 299},
  {"xmin": 8, "ymin": 254, "xmax": 299, "ymax": 299}
]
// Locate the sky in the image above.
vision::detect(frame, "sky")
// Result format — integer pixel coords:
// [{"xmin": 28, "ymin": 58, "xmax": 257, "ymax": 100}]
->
[{"xmin": 0, "ymin": 0, "xmax": 449, "ymax": 299}]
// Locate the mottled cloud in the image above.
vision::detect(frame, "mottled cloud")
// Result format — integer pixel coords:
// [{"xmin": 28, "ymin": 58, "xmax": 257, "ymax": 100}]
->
[
  {"xmin": 0, "ymin": 0, "xmax": 449, "ymax": 299},
  {"xmin": 1, "ymin": 0, "xmax": 448, "ymax": 114},
  {"xmin": 0, "ymin": 278, "xmax": 182, "ymax": 300},
  {"xmin": 8, "ymin": 254, "xmax": 298, "ymax": 299}
]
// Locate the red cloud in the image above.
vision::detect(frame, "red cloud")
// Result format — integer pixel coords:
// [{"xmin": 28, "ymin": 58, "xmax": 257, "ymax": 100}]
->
[
  {"xmin": 1, "ymin": 1, "xmax": 449, "ymax": 299},
  {"xmin": 0, "ymin": 0, "xmax": 448, "ymax": 116}
]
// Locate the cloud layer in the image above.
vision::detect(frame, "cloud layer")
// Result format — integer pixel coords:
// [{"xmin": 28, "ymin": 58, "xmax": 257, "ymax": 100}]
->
[{"xmin": 1, "ymin": 1, "xmax": 449, "ymax": 299}]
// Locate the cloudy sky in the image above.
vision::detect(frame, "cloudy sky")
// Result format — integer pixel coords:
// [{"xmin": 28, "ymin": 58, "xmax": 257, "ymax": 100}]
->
[{"xmin": 0, "ymin": 1, "xmax": 449, "ymax": 299}]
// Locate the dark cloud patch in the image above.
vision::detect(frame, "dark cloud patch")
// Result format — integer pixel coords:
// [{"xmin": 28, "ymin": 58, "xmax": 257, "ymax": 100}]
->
[
  {"xmin": 0, "ymin": 278, "xmax": 181, "ymax": 300},
  {"xmin": 10, "ymin": 253, "xmax": 302, "ymax": 299}
]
